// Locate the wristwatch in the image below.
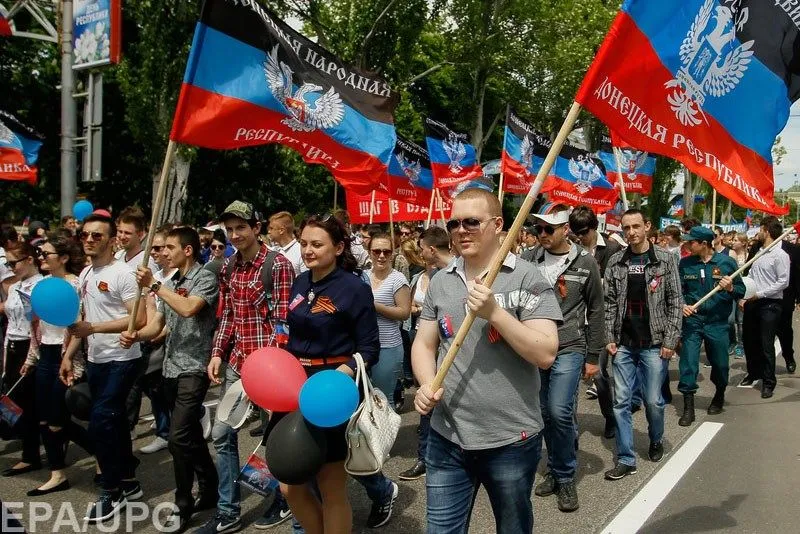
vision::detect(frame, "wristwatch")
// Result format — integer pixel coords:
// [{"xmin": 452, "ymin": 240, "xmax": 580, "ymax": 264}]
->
[{"xmin": 150, "ymin": 280, "xmax": 162, "ymax": 293}]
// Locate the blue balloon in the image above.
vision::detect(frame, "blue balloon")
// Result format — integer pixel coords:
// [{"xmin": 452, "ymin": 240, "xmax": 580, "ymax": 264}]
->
[
  {"xmin": 299, "ymin": 370, "xmax": 359, "ymax": 428},
  {"xmin": 31, "ymin": 277, "xmax": 80, "ymax": 327},
  {"xmin": 73, "ymin": 200, "xmax": 94, "ymax": 222}
]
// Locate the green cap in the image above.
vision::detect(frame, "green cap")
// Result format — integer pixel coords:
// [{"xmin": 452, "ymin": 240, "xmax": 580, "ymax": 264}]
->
[
  {"xmin": 682, "ymin": 226, "xmax": 714, "ymax": 245},
  {"xmin": 221, "ymin": 200, "xmax": 255, "ymax": 221}
]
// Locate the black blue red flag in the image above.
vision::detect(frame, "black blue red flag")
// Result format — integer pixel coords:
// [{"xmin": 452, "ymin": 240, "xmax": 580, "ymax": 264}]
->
[
  {"xmin": 170, "ymin": 0, "xmax": 399, "ymax": 194},
  {"xmin": 597, "ymin": 133, "xmax": 656, "ymax": 194},
  {"xmin": 385, "ymin": 136, "xmax": 434, "ymax": 205},
  {"xmin": 576, "ymin": 0, "xmax": 796, "ymax": 214},
  {"xmin": 0, "ymin": 110, "xmax": 43, "ymax": 186},
  {"xmin": 424, "ymin": 118, "xmax": 483, "ymax": 198},
  {"xmin": 500, "ymin": 108, "xmax": 551, "ymax": 195},
  {"xmin": 541, "ymin": 144, "xmax": 618, "ymax": 212}
]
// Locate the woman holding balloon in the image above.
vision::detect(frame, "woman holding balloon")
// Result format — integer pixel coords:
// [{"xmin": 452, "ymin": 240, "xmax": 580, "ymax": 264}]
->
[{"xmin": 26, "ymin": 236, "xmax": 94, "ymax": 495}]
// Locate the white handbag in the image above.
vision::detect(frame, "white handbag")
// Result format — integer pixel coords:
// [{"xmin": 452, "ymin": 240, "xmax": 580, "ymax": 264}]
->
[{"xmin": 344, "ymin": 353, "xmax": 401, "ymax": 476}]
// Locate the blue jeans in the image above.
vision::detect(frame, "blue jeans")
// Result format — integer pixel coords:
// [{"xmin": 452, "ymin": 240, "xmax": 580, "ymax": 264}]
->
[
  {"xmin": 612, "ymin": 346, "xmax": 667, "ymax": 467},
  {"xmin": 426, "ymin": 429, "xmax": 542, "ymax": 534},
  {"xmin": 371, "ymin": 344, "xmax": 404, "ymax": 399},
  {"xmin": 539, "ymin": 351, "xmax": 583, "ymax": 483},
  {"xmin": 87, "ymin": 358, "xmax": 141, "ymax": 490},
  {"xmin": 211, "ymin": 366, "xmax": 243, "ymax": 518}
]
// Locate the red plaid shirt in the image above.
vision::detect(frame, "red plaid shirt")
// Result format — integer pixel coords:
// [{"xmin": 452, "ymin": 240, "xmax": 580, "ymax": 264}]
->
[{"xmin": 211, "ymin": 243, "xmax": 295, "ymax": 373}]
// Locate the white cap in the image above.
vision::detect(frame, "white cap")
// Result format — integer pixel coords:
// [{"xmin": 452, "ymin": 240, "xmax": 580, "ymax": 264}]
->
[{"xmin": 532, "ymin": 210, "xmax": 570, "ymax": 226}]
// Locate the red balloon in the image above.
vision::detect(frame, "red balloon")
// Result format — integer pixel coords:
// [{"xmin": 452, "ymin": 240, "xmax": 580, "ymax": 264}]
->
[{"xmin": 241, "ymin": 347, "xmax": 307, "ymax": 412}]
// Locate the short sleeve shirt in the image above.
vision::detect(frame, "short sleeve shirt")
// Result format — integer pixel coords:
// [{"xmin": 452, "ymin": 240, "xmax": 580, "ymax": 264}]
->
[
  {"xmin": 366, "ymin": 269, "xmax": 409, "ymax": 348},
  {"xmin": 420, "ymin": 253, "xmax": 562, "ymax": 450},
  {"xmin": 79, "ymin": 260, "xmax": 142, "ymax": 363},
  {"xmin": 159, "ymin": 263, "xmax": 219, "ymax": 378}
]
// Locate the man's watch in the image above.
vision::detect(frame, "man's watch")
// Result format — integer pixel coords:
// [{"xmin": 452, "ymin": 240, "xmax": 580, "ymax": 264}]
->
[{"xmin": 150, "ymin": 281, "xmax": 162, "ymax": 293}]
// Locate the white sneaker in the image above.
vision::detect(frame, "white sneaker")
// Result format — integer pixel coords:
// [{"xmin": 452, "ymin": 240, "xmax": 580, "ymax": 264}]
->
[
  {"xmin": 201, "ymin": 405, "xmax": 212, "ymax": 440},
  {"xmin": 139, "ymin": 436, "xmax": 168, "ymax": 454}
]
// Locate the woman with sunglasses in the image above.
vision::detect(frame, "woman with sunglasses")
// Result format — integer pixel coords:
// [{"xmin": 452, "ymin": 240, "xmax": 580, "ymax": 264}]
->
[
  {"xmin": 203, "ymin": 229, "xmax": 228, "ymax": 279},
  {"xmin": 0, "ymin": 241, "xmax": 44, "ymax": 477},
  {"xmin": 26, "ymin": 236, "xmax": 94, "ymax": 495}
]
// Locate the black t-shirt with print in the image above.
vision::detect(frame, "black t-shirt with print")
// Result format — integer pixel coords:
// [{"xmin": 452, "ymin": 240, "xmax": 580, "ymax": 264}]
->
[{"xmin": 621, "ymin": 252, "xmax": 652, "ymax": 348}]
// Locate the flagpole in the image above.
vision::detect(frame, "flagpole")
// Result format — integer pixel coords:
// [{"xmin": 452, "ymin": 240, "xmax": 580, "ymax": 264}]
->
[
  {"xmin": 436, "ymin": 189, "xmax": 447, "ymax": 227},
  {"xmin": 388, "ymin": 194, "xmax": 396, "ymax": 249},
  {"xmin": 368, "ymin": 190, "xmax": 376, "ymax": 225},
  {"xmin": 692, "ymin": 224, "xmax": 798, "ymax": 310},
  {"xmin": 498, "ymin": 172, "xmax": 505, "ymax": 203},
  {"xmin": 711, "ymin": 189, "xmax": 717, "ymax": 228},
  {"xmin": 612, "ymin": 147, "xmax": 630, "ymax": 210},
  {"xmin": 425, "ymin": 189, "xmax": 436, "ymax": 228},
  {"xmin": 127, "ymin": 140, "xmax": 178, "ymax": 332},
  {"xmin": 431, "ymin": 101, "xmax": 583, "ymax": 391},
  {"xmin": 333, "ymin": 181, "xmax": 338, "ymax": 211}
]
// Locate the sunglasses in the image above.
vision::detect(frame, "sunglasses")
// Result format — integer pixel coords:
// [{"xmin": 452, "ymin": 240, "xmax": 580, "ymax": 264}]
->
[
  {"xmin": 399, "ymin": 231, "xmax": 412, "ymax": 237},
  {"xmin": 79, "ymin": 231, "xmax": 105, "ymax": 241},
  {"xmin": 313, "ymin": 213, "xmax": 333, "ymax": 223},
  {"xmin": 37, "ymin": 250, "xmax": 60, "ymax": 258},
  {"xmin": 6, "ymin": 256, "xmax": 30, "ymax": 268},
  {"xmin": 446, "ymin": 217, "xmax": 490, "ymax": 233},
  {"xmin": 371, "ymin": 249, "xmax": 393, "ymax": 257},
  {"xmin": 573, "ymin": 227, "xmax": 591, "ymax": 237},
  {"xmin": 210, "ymin": 244, "xmax": 226, "ymax": 251},
  {"xmin": 151, "ymin": 245, "xmax": 164, "ymax": 252},
  {"xmin": 534, "ymin": 224, "xmax": 564, "ymax": 236}
]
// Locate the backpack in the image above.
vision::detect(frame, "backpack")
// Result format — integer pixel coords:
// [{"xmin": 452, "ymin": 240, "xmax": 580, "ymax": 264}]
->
[{"xmin": 219, "ymin": 250, "xmax": 281, "ymax": 318}]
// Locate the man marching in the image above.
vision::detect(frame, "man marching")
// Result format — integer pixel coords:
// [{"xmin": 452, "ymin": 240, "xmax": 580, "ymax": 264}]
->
[{"xmin": 677, "ymin": 226, "xmax": 745, "ymax": 426}]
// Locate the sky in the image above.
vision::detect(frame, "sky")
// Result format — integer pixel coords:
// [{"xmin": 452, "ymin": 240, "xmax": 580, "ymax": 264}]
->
[{"xmin": 775, "ymin": 101, "xmax": 800, "ymax": 191}]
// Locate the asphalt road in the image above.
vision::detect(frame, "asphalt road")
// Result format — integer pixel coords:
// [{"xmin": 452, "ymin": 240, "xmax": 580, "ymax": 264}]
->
[{"xmin": 1, "ymin": 321, "xmax": 797, "ymax": 533}]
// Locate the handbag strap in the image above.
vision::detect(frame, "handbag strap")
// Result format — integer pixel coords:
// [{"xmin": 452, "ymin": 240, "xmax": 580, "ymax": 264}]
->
[{"xmin": 352, "ymin": 353, "xmax": 374, "ymax": 413}]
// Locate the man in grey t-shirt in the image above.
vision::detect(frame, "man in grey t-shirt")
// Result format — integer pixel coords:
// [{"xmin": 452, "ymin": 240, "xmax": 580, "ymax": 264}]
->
[{"xmin": 412, "ymin": 188, "xmax": 562, "ymax": 534}]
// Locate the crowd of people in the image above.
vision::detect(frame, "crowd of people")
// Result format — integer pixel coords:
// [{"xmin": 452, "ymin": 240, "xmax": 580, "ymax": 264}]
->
[{"xmin": 0, "ymin": 189, "xmax": 797, "ymax": 534}]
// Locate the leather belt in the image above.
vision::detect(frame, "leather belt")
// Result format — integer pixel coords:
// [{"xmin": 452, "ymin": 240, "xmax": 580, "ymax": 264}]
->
[{"xmin": 298, "ymin": 355, "xmax": 351, "ymax": 367}]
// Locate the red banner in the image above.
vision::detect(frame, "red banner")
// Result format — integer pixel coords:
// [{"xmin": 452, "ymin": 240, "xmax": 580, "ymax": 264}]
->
[{"xmin": 346, "ymin": 189, "xmax": 451, "ymax": 224}]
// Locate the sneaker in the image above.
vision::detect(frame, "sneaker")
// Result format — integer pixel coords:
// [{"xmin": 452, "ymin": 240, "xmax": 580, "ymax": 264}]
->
[
  {"xmin": 604, "ymin": 463, "xmax": 637, "ymax": 481},
  {"xmin": 734, "ymin": 344, "xmax": 744, "ymax": 359},
  {"xmin": 398, "ymin": 460, "xmax": 426, "ymax": 481},
  {"xmin": 253, "ymin": 495, "xmax": 293, "ymax": 529},
  {"xmin": 195, "ymin": 512, "xmax": 242, "ymax": 534},
  {"xmin": 201, "ymin": 406, "xmax": 212, "ymax": 440},
  {"xmin": 649, "ymin": 441, "xmax": 664, "ymax": 462},
  {"xmin": 556, "ymin": 481, "xmax": 579, "ymax": 512},
  {"xmin": 702, "ymin": 362, "xmax": 712, "ymax": 369},
  {"xmin": 534, "ymin": 472, "xmax": 557, "ymax": 497},
  {"xmin": 139, "ymin": 436, "xmax": 168, "ymax": 454},
  {"xmin": 585, "ymin": 383, "xmax": 598, "ymax": 399},
  {"xmin": 85, "ymin": 489, "xmax": 127, "ymax": 523},
  {"xmin": 366, "ymin": 481, "xmax": 399, "ymax": 528},
  {"xmin": 761, "ymin": 387, "xmax": 774, "ymax": 399},
  {"xmin": 121, "ymin": 480, "xmax": 143, "ymax": 500},
  {"xmin": 738, "ymin": 375, "xmax": 760, "ymax": 388}
]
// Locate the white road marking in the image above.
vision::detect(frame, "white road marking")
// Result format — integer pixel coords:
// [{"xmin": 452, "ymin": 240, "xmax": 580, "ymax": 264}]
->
[{"xmin": 601, "ymin": 422, "xmax": 724, "ymax": 534}]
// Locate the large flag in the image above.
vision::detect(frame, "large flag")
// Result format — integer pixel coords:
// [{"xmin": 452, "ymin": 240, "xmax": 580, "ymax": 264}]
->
[
  {"xmin": 500, "ymin": 108, "xmax": 550, "ymax": 195},
  {"xmin": 385, "ymin": 136, "xmax": 434, "ymax": 205},
  {"xmin": 541, "ymin": 144, "xmax": 619, "ymax": 212},
  {"xmin": 424, "ymin": 118, "xmax": 483, "ymax": 198},
  {"xmin": 170, "ymin": 0, "xmax": 399, "ymax": 194},
  {"xmin": 597, "ymin": 133, "xmax": 656, "ymax": 194},
  {"xmin": 0, "ymin": 110, "xmax": 43, "ymax": 186},
  {"xmin": 346, "ymin": 189, "xmax": 452, "ymax": 224},
  {"xmin": 575, "ymin": 0, "xmax": 794, "ymax": 215}
]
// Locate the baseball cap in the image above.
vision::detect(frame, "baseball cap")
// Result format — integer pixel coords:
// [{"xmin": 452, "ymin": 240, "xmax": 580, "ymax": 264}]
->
[
  {"xmin": 221, "ymin": 201, "xmax": 255, "ymax": 222},
  {"xmin": 682, "ymin": 226, "xmax": 714, "ymax": 245},
  {"xmin": 532, "ymin": 209, "xmax": 570, "ymax": 226}
]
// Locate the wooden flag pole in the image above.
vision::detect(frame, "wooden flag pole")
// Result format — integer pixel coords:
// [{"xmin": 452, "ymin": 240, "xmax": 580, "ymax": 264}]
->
[
  {"xmin": 436, "ymin": 189, "xmax": 447, "ymax": 227},
  {"xmin": 127, "ymin": 140, "xmax": 178, "ymax": 332},
  {"xmin": 425, "ymin": 189, "xmax": 436, "ymax": 228},
  {"xmin": 711, "ymin": 189, "xmax": 717, "ymax": 228},
  {"xmin": 333, "ymin": 181, "xmax": 338, "ymax": 210},
  {"xmin": 431, "ymin": 102, "xmax": 582, "ymax": 391},
  {"xmin": 498, "ymin": 171, "xmax": 505, "ymax": 203},
  {"xmin": 368, "ymin": 190, "xmax": 377, "ymax": 225},
  {"xmin": 388, "ymin": 194, "xmax": 396, "ymax": 248},
  {"xmin": 692, "ymin": 224, "xmax": 797, "ymax": 310},
  {"xmin": 612, "ymin": 147, "xmax": 630, "ymax": 210}
]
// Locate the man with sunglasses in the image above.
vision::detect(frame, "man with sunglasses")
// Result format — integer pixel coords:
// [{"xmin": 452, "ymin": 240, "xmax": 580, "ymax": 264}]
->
[
  {"xmin": 523, "ymin": 206, "xmax": 604, "ymax": 513},
  {"xmin": 603, "ymin": 209, "xmax": 683, "ymax": 481},
  {"xmin": 413, "ymin": 188, "xmax": 562, "ymax": 533}
]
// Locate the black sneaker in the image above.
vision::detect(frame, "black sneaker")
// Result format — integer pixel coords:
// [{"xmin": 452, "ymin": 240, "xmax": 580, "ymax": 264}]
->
[
  {"xmin": 534, "ymin": 472, "xmax": 557, "ymax": 497},
  {"xmin": 398, "ymin": 460, "xmax": 426, "ymax": 481},
  {"xmin": 121, "ymin": 479, "xmax": 143, "ymax": 500},
  {"xmin": 556, "ymin": 481, "xmax": 579, "ymax": 512},
  {"xmin": 604, "ymin": 463, "xmax": 637, "ymax": 481},
  {"xmin": 738, "ymin": 375, "xmax": 759, "ymax": 388},
  {"xmin": 761, "ymin": 387, "xmax": 774, "ymax": 399},
  {"xmin": 253, "ymin": 495, "xmax": 293, "ymax": 529},
  {"xmin": 194, "ymin": 512, "xmax": 242, "ymax": 534},
  {"xmin": 85, "ymin": 489, "xmax": 127, "ymax": 523},
  {"xmin": 649, "ymin": 441, "xmax": 664, "ymax": 462},
  {"xmin": 366, "ymin": 481, "xmax": 398, "ymax": 528}
]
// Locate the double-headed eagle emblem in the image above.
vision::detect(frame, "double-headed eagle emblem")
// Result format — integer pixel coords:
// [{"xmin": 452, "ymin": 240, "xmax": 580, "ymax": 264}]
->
[
  {"xmin": 520, "ymin": 135, "xmax": 534, "ymax": 174},
  {"xmin": 569, "ymin": 157, "xmax": 604, "ymax": 194},
  {"xmin": 442, "ymin": 133, "xmax": 466, "ymax": 175},
  {"xmin": 396, "ymin": 151, "xmax": 422, "ymax": 186},
  {"xmin": 264, "ymin": 45, "xmax": 345, "ymax": 133},
  {"xmin": 619, "ymin": 149, "xmax": 649, "ymax": 180},
  {"xmin": 0, "ymin": 120, "xmax": 14, "ymax": 145}
]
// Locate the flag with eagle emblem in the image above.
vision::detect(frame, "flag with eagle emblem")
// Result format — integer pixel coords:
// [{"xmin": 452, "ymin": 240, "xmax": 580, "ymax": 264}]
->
[
  {"xmin": 170, "ymin": 0, "xmax": 399, "ymax": 194},
  {"xmin": 424, "ymin": 118, "xmax": 483, "ymax": 199},
  {"xmin": 541, "ymin": 144, "xmax": 618, "ymax": 212},
  {"xmin": 385, "ymin": 135, "xmax": 435, "ymax": 205},
  {"xmin": 500, "ymin": 107, "xmax": 550, "ymax": 195},
  {"xmin": 597, "ymin": 133, "xmax": 656, "ymax": 194},
  {"xmin": 575, "ymin": 0, "xmax": 795, "ymax": 215},
  {"xmin": 0, "ymin": 110, "xmax": 43, "ymax": 186}
]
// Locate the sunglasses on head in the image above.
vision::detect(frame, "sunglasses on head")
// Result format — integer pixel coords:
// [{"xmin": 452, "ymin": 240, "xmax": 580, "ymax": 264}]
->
[
  {"xmin": 210, "ymin": 244, "xmax": 225, "ymax": 251},
  {"xmin": 573, "ymin": 227, "xmax": 591, "ymax": 237},
  {"xmin": 6, "ymin": 256, "xmax": 30, "ymax": 268},
  {"xmin": 313, "ymin": 213, "xmax": 333, "ymax": 223},
  {"xmin": 80, "ymin": 231, "xmax": 105, "ymax": 241},
  {"xmin": 371, "ymin": 248, "xmax": 393, "ymax": 257},
  {"xmin": 533, "ymin": 224, "xmax": 563, "ymax": 236},
  {"xmin": 446, "ymin": 217, "xmax": 488, "ymax": 233}
]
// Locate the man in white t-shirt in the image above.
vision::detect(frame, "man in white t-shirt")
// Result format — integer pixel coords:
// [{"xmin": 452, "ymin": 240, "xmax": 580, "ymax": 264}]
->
[
  {"xmin": 114, "ymin": 207, "xmax": 158, "ymax": 272},
  {"xmin": 61, "ymin": 214, "xmax": 147, "ymax": 524},
  {"xmin": 267, "ymin": 210, "xmax": 306, "ymax": 276}
]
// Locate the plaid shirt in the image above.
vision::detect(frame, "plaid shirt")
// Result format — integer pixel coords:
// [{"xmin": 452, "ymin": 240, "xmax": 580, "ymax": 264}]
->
[
  {"xmin": 604, "ymin": 245, "xmax": 683, "ymax": 350},
  {"xmin": 211, "ymin": 242, "xmax": 295, "ymax": 373}
]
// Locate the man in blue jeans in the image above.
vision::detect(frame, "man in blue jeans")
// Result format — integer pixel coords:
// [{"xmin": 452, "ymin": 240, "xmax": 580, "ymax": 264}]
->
[
  {"xmin": 525, "ymin": 205, "xmax": 604, "ymax": 512},
  {"xmin": 603, "ymin": 209, "xmax": 683, "ymax": 480},
  {"xmin": 413, "ymin": 188, "xmax": 562, "ymax": 533}
]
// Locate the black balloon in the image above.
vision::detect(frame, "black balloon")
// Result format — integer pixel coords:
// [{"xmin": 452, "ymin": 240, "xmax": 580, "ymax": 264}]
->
[
  {"xmin": 265, "ymin": 411, "xmax": 327, "ymax": 485},
  {"xmin": 65, "ymin": 382, "xmax": 92, "ymax": 421}
]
